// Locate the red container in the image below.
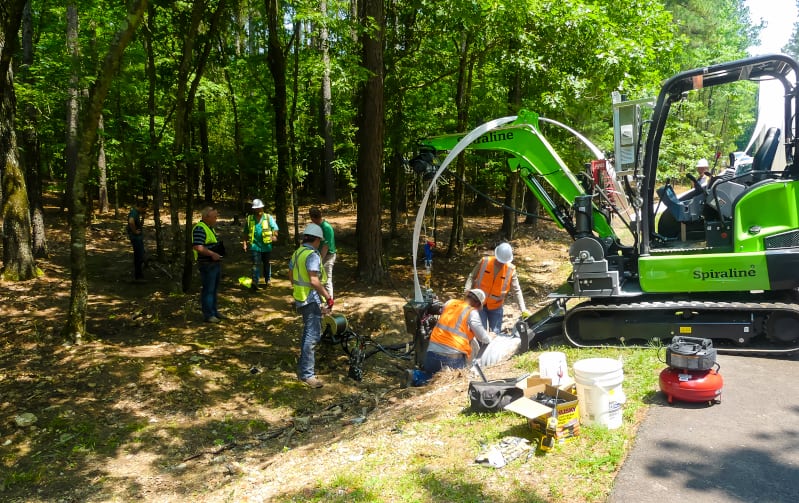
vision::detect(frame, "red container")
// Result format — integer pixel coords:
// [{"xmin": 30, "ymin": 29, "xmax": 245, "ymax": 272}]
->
[{"xmin": 659, "ymin": 367, "xmax": 723, "ymax": 404}]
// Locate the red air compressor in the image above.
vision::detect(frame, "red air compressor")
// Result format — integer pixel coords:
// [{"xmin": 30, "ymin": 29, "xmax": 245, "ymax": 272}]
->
[{"xmin": 659, "ymin": 337, "xmax": 723, "ymax": 405}]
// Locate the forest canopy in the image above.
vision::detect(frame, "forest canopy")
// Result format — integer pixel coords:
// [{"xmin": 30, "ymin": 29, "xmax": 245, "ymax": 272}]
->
[{"xmin": 0, "ymin": 0, "xmax": 779, "ymax": 338}]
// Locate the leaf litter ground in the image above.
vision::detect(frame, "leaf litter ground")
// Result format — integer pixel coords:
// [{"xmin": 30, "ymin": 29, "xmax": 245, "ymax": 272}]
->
[{"xmin": 0, "ymin": 202, "xmax": 607, "ymax": 502}]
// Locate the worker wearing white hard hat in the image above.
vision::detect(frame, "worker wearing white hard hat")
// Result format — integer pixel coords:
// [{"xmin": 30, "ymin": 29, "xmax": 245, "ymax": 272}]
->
[
  {"xmin": 695, "ymin": 158, "xmax": 711, "ymax": 186},
  {"xmin": 288, "ymin": 222, "xmax": 333, "ymax": 389},
  {"xmin": 464, "ymin": 242, "xmax": 528, "ymax": 333},
  {"xmin": 241, "ymin": 198, "xmax": 279, "ymax": 290},
  {"xmin": 405, "ymin": 288, "xmax": 495, "ymax": 387}
]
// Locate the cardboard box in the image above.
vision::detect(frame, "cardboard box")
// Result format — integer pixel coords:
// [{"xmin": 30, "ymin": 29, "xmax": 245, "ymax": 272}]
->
[
  {"xmin": 515, "ymin": 374, "xmax": 576, "ymax": 396},
  {"xmin": 506, "ymin": 382, "xmax": 580, "ymax": 443}
]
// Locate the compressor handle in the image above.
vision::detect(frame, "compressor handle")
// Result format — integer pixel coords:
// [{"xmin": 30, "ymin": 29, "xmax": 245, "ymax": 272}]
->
[{"xmin": 671, "ymin": 336, "xmax": 713, "ymax": 350}]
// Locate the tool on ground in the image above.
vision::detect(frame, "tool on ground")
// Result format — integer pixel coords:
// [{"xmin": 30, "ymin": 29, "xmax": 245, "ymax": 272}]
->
[
  {"xmin": 473, "ymin": 361, "xmax": 488, "ymax": 382},
  {"xmin": 540, "ymin": 367, "xmax": 563, "ymax": 452},
  {"xmin": 320, "ymin": 314, "xmax": 414, "ymax": 381}
]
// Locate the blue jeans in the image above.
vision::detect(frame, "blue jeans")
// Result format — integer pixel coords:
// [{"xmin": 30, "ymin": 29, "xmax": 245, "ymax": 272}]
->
[
  {"xmin": 411, "ymin": 350, "xmax": 467, "ymax": 386},
  {"xmin": 297, "ymin": 302, "xmax": 323, "ymax": 380},
  {"xmin": 250, "ymin": 249, "xmax": 272, "ymax": 287},
  {"xmin": 480, "ymin": 306, "xmax": 504, "ymax": 333},
  {"xmin": 130, "ymin": 236, "xmax": 145, "ymax": 279},
  {"xmin": 198, "ymin": 261, "xmax": 221, "ymax": 320}
]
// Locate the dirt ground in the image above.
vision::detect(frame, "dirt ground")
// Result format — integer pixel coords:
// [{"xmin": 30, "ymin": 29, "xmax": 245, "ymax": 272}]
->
[{"xmin": 0, "ymin": 200, "xmax": 573, "ymax": 502}]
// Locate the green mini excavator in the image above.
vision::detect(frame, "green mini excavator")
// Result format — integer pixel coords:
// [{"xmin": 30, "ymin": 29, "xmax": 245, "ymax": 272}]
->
[{"xmin": 410, "ymin": 53, "xmax": 799, "ymax": 355}]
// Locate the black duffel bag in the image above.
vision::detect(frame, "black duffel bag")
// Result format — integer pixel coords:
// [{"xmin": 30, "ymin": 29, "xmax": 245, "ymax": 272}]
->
[
  {"xmin": 468, "ymin": 378, "xmax": 524, "ymax": 413},
  {"xmin": 207, "ymin": 240, "xmax": 226, "ymax": 257}
]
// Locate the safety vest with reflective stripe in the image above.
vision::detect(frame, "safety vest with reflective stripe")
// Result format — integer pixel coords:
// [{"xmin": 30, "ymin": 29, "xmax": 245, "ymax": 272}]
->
[
  {"xmin": 474, "ymin": 257, "xmax": 513, "ymax": 310},
  {"xmin": 291, "ymin": 245, "xmax": 327, "ymax": 302},
  {"xmin": 192, "ymin": 221, "xmax": 217, "ymax": 261},
  {"xmin": 429, "ymin": 299, "xmax": 475, "ymax": 357},
  {"xmin": 246, "ymin": 213, "xmax": 275, "ymax": 244}
]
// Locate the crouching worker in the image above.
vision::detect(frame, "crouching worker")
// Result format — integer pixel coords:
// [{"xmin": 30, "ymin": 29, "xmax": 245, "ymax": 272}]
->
[{"xmin": 406, "ymin": 289, "xmax": 496, "ymax": 387}]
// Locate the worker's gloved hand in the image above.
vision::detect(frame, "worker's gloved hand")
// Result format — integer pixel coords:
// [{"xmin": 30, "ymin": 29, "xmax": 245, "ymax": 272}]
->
[
  {"xmin": 521, "ymin": 310, "xmax": 531, "ymax": 319},
  {"xmin": 326, "ymin": 297, "xmax": 335, "ymax": 309}
]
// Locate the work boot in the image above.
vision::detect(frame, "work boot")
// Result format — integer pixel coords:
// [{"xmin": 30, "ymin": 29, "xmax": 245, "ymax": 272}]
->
[{"xmin": 301, "ymin": 376, "xmax": 323, "ymax": 388}]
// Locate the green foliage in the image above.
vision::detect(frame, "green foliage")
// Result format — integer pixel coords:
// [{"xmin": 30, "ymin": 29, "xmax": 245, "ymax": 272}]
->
[
  {"xmin": 12, "ymin": 0, "xmax": 764, "ymax": 221},
  {"xmin": 783, "ymin": 1, "xmax": 799, "ymax": 59}
]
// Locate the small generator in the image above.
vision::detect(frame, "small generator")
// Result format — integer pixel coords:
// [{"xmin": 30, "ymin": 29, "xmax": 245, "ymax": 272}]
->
[{"xmin": 659, "ymin": 337, "xmax": 723, "ymax": 405}]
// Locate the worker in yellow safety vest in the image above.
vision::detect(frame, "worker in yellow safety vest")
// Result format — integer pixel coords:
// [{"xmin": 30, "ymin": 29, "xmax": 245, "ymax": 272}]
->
[
  {"xmin": 289, "ymin": 223, "xmax": 334, "ymax": 388},
  {"xmin": 465, "ymin": 242, "xmax": 529, "ymax": 333},
  {"xmin": 192, "ymin": 206, "xmax": 225, "ymax": 323}
]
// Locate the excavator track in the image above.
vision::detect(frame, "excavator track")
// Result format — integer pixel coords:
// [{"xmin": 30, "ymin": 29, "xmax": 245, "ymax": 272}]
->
[{"xmin": 564, "ymin": 297, "xmax": 799, "ymax": 355}]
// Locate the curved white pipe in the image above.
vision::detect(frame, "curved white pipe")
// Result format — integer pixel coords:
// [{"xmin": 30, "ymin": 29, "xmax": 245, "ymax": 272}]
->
[
  {"xmin": 538, "ymin": 116, "xmax": 606, "ymax": 160},
  {"xmin": 410, "ymin": 114, "xmax": 613, "ymax": 302},
  {"xmin": 411, "ymin": 116, "xmax": 517, "ymax": 302}
]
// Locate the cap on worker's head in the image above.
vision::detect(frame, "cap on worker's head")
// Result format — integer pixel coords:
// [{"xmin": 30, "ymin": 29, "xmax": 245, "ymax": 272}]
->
[
  {"xmin": 495, "ymin": 242, "xmax": 514, "ymax": 264},
  {"xmin": 252, "ymin": 198, "xmax": 265, "ymax": 209},
  {"xmin": 302, "ymin": 223, "xmax": 324, "ymax": 239},
  {"xmin": 467, "ymin": 288, "xmax": 486, "ymax": 306},
  {"xmin": 696, "ymin": 158, "xmax": 709, "ymax": 168}
]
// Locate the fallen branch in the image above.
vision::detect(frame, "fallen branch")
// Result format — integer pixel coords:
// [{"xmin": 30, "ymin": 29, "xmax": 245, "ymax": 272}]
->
[{"xmin": 182, "ymin": 441, "xmax": 236, "ymax": 462}]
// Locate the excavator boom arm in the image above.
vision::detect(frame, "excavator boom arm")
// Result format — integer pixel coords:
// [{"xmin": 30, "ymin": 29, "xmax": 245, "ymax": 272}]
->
[{"xmin": 419, "ymin": 111, "xmax": 615, "ymax": 240}]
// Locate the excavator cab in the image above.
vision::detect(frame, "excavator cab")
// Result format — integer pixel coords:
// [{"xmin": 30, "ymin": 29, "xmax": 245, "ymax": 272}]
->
[{"xmin": 641, "ymin": 55, "xmax": 799, "ymax": 258}]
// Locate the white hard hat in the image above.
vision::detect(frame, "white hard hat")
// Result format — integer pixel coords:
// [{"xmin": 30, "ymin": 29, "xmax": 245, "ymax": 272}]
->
[
  {"xmin": 302, "ymin": 223, "xmax": 324, "ymax": 239},
  {"xmin": 696, "ymin": 158, "xmax": 709, "ymax": 168},
  {"xmin": 495, "ymin": 242, "xmax": 513, "ymax": 264},
  {"xmin": 252, "ymin": 198, "xmax": 265, "ymax": 209},
  {"xmin": 467, "ymin": 288, "xmax": 486, "ymax": 306}
]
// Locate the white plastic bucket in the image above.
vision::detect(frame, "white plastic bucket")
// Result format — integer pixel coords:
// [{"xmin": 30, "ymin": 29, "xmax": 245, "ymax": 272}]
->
[
  {"xmin": 538, "ymin": 351, "xmax": 570, "ymax": 386},
  {"xmin": 573, "ymin": 358, "xmax": 626, "ymax": 429}
]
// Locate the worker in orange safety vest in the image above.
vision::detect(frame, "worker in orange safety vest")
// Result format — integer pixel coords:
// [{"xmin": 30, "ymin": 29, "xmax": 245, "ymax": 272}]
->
[
  {"xmin": 464, "ymin": 242, "xmax": 529, "ymax": 333},
  {"xmin": 404, "ymin": 289, "xmax": 495, "ymax": 387}
]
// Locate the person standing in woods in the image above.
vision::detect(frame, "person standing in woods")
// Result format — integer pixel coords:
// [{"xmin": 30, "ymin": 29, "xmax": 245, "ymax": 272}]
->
[
  {"xmin": 193, "ymin": 207, "xmax": 226, "ymax": 323},
  {"xmin": 309, "ymin": 207, "xmax": 336, "ymax": 297},
  {"xmin": 289, "ymin": 223, "xmax": 334, "ymax": 388},
  {"xmin": 127, "ymin": 201, "xmax": 148, "ymax": 282},
  {"xmin": 241, "ymin": 198, "xmax": 279, "ymax": 291}
]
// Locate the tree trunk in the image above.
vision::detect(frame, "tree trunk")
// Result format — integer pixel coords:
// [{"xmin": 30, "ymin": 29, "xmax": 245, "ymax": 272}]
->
[
  {"xmin": 0, "ymin": 0, "xmax": 37, "ymax": 281},
  {"xmin": 524, "ymin": 193, "xmax": 540, "ymax": 229},
  {"xmin": 500, "ymin": 175, "xmax": 518, "ymax": 240},
  {"xmin": 501, "ymin": 56, "xmax": 523, "ymax": 239},
  {"xmin": 62, "ymin": 0, "xmax": 146, "ymax": 343},
  {"xmin": 97, "ymin": 113, "xmax": 110, "ymax": 213},
  {"xmin": 176, "ymin": 5, "xmax": 203, "ymax": 291},
  {"xmin": 387, "ymin": 149, "xmax": 405, "ymax": 238},
  {"xmin": 289, "ymin": 20, "xmax": 300, "ymax": 243},
  {"xmin": 1, "ymin": 69, "xmax": 38, "ymax": 281},
  {"xmin": 446, "ymin": 33, "xmax": 473, "ymax": 258},
  {"xmin": 21, "ymin": 0, "xmax": 48, "ymax": 259},
  {"xmin": 320, "ymin": 0, "xmax": 336, "ymax": 204},
  {"xmin": 355, "ymin": 0, "xmax": 385, "ymax": 283},
  {"xmin": 176, "ymin": 0, "xmax": 227, "ymax": 293},
  {"xmin": 144, "ymin": 3, "xmax": 164, "ymax": 260},
  {"xmin": 223, "ymin": 68, "xmax": 243, "ymax": 211},
  {"xmin": 265, "ymin": 0, "xmax": 290, "ymax": 245},
  {"xmin": 198, "ymin": 97, "xmax": 212, "ymax": 204},
  {"xmin": 63, "ymin": 1, "xmax": 79, "ymax": 214}
]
